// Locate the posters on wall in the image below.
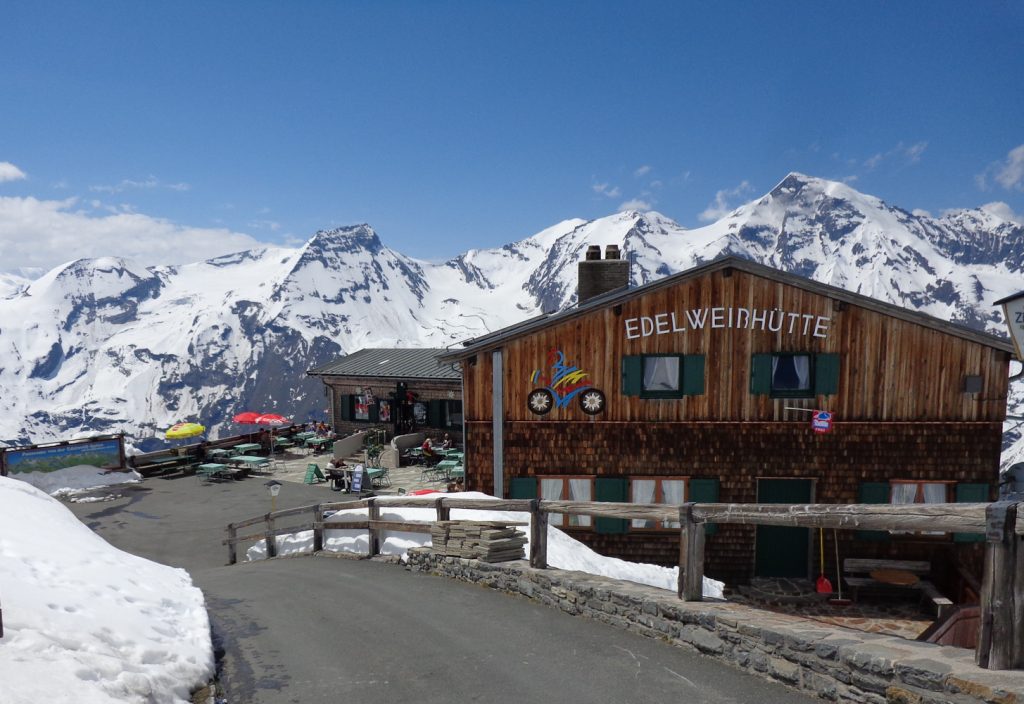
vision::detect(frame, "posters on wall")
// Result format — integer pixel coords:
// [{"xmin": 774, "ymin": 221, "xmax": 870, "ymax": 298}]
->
[
  {"xmin": 413, "ymin": 402, "xmax": 427, "ymax": 425},
  {"xmin": 378, "ymin": 400, "xmax": 391, "ymax": 422},
  {"xmin": 355, "ymin": 396, "xmax": 370, "ymax": 421}
]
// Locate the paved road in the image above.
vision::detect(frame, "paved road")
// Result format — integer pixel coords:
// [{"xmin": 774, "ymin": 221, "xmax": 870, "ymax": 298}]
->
[{"xmin": 69, "ymin": 474, "xmax": 818, "ymax": 703}]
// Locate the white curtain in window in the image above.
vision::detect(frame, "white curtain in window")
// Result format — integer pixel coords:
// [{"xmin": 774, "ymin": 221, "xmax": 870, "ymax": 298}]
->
[
  {"xmin": 890, "ymin": 482, "xmax": 919, "ymax": 535},
  {"xmin": 661, "ymin": 480, "xmax": 686, "ymax": 528},
  {"xmin": 922, "ymin": 483, "xmax": 946, "ymax": 504},
  {"xmin": 568, "ymin": 479, "xmax": 592, "ymax": 527},
  {"xmin": 890, "ymin": 483, "xmax": 918, "ymax": 504},
  {"xmin": 632, "ymin": 480, "xmax": 656, "ymax": 528},
  {"xmin": 920, "ymin": 483, "xmax": 947, "ymax": 534},
  {"xmin": 541, "ymin": 479, "xmax": 565, "ymax": 527},
  {"xmin": 793, "ymin": 355, "xmax": 811, "ymax": 389},
  {"xmin": 643, "ymin": 357, "xmax": 679, "ymax": 391}
]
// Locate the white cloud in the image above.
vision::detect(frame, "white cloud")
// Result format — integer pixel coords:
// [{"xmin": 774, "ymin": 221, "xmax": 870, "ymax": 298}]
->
[
  {"xmin": 863, "ymin": 141, "xmax": 928, "ymax": 170},
  {"xmin": 649, "ymin": 180, "xmax": 663, "ymax": 189},
  {"xmin": 592, "ymin": 182, "xmax": 621, "ymax": 198},
  {"xmin": 989, "ymin": 144, "xmax": 1024, "ymax": 191},
  {"xmin": 618, "ymin": 198, "xmax": 652, "ymax": 212},
  {"xmin": 633, "ymin": 165, "xmax": 651, "ymax": 178},
  {"xmin": 980, "ymin": 201, "xmax": 1023, "ymax": 224},
  {"xmin": 912, "ymin": 208, "xmax": 933, "ymax": 218},
  {"xmin": 248, "ymin": 219, "xmax": 281, "ymax": 232},
  {"xmin": 90, "ymin": 175, "xmax": 191, "ymax": 194},
  {"xmin": 0, "ymin": 162, "xmax": 27, "ymax": 183},
  {"xmin": 698, "ymin": 181, "xmax": 753, "ymax": 222},
  {"xmin": 0, "ymin": 195, "xmax": 263, "ymax": 275},
  {"xmin": 840, "ymin": 175, "xmax": 859, "ymax": 184}
]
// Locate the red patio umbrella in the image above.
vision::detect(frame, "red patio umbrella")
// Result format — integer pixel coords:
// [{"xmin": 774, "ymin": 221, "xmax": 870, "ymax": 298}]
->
[
  {"xmin": 232, "ymin": 411, "xmax": 261, "ymax": 424},
  {"xmin": 255, "ymin": 413, "xmax": 291, "ymax": 454}
]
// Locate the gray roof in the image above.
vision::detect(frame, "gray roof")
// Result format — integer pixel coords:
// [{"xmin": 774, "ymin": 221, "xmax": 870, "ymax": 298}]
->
[
  {"xmin": 439, "ymin": 256, "xmax": 1016, "ymax": 361},
  {"xmin": 307, "ymin": 348, "xmax": 460, "ymax": 380}
]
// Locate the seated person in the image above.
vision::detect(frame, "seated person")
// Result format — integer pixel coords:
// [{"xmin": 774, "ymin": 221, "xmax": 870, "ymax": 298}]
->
[
  {"xmin": 421, "ymin": 437, "xmax": 439, "ymax": 462},
  {"xmin": 440, "ymin": 433, "xmax": 453, "ymax": 450}
]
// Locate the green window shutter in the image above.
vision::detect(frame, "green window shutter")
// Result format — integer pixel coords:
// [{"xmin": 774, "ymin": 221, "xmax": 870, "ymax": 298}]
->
[
  {"xmin": 339, "ymin": 394, "xmax": 353, "ymax": 421},
  {"xmin": 688, "ymin": 478, "xmax": 719, "ymax": 535},
  {"xmin": 595, "ymin": 477, "xmax": 628, "ymax": 534},
  {"xmin": 682, "ymin": 354, "xmax": 706, "ymax": 396},
  {"xmin": 427, "ymin": 400, "xmax": 443, "ymax": 427},
  {"xmin": 814, "ymin": 353, "xmax": 840, "ymax": 396},
  {"xmin": 508, "ymin": 477, "xmax": 538, "ymax": 499},
  {"xmin": 750, "ymin": 354, "xmax": 772, "ymax": 395},
  {"xmin": 857, "ymin": 482, "xmax": 891, "ymax": 542},
  {"xmin": 954, "ymin": 483, "xmax": 990, "ymax": 543},
  {"xmin": 622, "ymin": 356, "xmax": 643, "ymax": 396}
]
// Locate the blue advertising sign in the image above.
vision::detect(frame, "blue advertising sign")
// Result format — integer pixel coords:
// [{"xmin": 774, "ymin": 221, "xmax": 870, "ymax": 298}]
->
[
  {"xmin": 811, "ymin": 410, "xmax": 833, "ymax": 434},
  {"xmin": 350, "ymin": 464, "xmax": 364, "ymax": 494},
  {"xmin": 5, "ymin": 438, "xmax": 123, "ymax": 475}
]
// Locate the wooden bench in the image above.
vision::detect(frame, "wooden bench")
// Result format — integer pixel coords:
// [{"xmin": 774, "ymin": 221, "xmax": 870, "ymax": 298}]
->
[{"xmin": 843, "ymin": 558, "xmax": 953, "ymax": 618}]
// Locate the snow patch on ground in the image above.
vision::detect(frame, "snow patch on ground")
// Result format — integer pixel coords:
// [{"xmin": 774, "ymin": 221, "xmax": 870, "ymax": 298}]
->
[
  {"xmin": 10, "ymin": 464, "xmax": 142, "ymax": 498},
  {"xmin": 0, "ymin": 476, "xmax": 214, "ymax": 703}
]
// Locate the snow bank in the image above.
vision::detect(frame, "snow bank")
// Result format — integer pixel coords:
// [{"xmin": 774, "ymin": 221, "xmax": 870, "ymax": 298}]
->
[
  {"xmin": 245, "ymin": 491, "xmax": 725, "ymax": 599},
  {"xmin": 11, "ymin": 463, "xmax": 142, "ymax": 498},
  {"xmin": 0, "ymin": 477, "xmax": 214, "ymax": 703}
]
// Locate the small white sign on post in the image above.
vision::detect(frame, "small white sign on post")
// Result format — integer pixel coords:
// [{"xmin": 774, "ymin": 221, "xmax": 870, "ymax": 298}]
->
[
  {"xmin": 996, "ymin": 290, "xmax": 1024, "ymax": 362},
  {"xmin": 351, "ymin": 464, "xmax": 364, "ymax": 494}
]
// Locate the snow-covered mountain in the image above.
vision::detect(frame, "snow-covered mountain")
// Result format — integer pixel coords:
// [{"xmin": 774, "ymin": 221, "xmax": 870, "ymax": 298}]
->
[{"xmin": 1, "ymin": 173, "xmax": 1021, "ymax": 464}]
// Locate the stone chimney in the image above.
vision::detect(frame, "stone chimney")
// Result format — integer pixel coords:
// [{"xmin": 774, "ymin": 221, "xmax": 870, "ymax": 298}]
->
[{"xmin": 578, "ymin": 244, "xmax": 629, "ymax": 305}]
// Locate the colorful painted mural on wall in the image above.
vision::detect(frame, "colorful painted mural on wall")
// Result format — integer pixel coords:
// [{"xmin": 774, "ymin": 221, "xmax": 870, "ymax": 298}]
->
[{"xmin": 528, "ymin": 349, "xmax": 606, "ymax": 415}]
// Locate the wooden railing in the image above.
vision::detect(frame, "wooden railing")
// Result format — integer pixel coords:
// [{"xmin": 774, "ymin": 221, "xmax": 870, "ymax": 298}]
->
[{"xmin": 224, "ymin": 497, "xmax": 1024, "ymax": 671}]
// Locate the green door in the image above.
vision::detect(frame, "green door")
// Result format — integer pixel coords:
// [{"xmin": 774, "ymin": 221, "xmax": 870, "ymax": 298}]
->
[{"xmin": 755, "ymin": 479, "xmax": 813, "ymax": 578}]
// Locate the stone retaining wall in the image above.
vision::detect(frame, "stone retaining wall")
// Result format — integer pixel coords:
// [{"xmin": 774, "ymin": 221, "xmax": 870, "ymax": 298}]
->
[{"xmin": 406, "ymin": 549, "xmax": 1024, "ymax": 703}]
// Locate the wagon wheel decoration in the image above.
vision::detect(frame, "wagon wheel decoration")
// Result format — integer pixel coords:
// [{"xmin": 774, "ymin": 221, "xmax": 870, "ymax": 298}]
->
[
  {"xmin": 578, "ymin": 388, "xmax": 606, "ymax": 415},
  {"xmin": 527, "ymin": 388, "xmax": 554, "ymax": 415}
]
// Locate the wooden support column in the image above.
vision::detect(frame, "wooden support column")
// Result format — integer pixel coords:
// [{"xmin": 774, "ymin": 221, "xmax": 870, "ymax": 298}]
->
[
  {"xmin": 977, "ymin": 502, "xmax": 1024, "ymax": 669},
  {"xmin": 678, "ymin": 503, "xmax": 704, "ymax": 601},
  {"xmin": 530, "ymin": 499, "xmax": 548, "ymax": 569},
  {"xmin": 367, "ymin": 498, "xmax": 380, "ymax": 557},
  {"xmin": 264, "ymin": 513, "xmax": 277, "ymax": 558},
  {"xmin": 435, "ymin": 497, "xmax": 450, "ymax": 522},
  {"xmin": 226, "ymin": 523, "xmax": 238, "ymax": 565},
  {"xmin": 312, "ymin": 504, "xmax": 324, "ymax": 553}
]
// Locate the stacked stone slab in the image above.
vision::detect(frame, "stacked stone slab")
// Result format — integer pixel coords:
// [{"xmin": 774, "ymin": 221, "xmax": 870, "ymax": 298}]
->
[{"xmin": 430, "ymin": 521, "xmax": 527, "ymax": 562}]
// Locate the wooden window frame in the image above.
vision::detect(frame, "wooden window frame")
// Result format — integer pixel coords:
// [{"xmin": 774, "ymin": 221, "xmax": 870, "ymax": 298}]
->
[
  {"xmin": 629, "ymin": 476, "xmax": 689, "ymax": 531},
  {"xmin": 640, "ymin": 354, "xmax": 685, "ymax": 399},
  {"xmin": 537, "ymin": 475, "xmax": 594, "ymax": 529},
  {"xmin": 769, "ymin": 352, "xmax": 814, "ymax": 399}
]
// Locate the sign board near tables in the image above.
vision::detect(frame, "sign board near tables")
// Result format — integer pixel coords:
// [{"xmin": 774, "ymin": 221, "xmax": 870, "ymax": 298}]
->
[{"xmin": 351, "ymin": 464, "xmax": 364, "ymax": 494}]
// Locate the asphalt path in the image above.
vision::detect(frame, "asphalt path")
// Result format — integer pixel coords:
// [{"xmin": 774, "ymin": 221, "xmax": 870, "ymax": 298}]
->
[{"xmin": 68, "ymin": 474, "xmax": 819, "ymax": 703}]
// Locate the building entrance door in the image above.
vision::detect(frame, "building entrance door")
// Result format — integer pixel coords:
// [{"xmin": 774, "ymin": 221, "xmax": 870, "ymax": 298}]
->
[{"xmin": 754, "ymin": 479, "xmax": 813, "ymax": 578}]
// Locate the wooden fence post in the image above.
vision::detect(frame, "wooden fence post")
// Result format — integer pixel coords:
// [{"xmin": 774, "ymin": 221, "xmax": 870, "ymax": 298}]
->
[
  {"xmin": 226, "ymin": 523, "xmax": 238, "ymax": 565},
  {"xmin": 435, "ymin": 497, "xmax": 450, "ymax": 522},
  {"xmin": 312, "ymin": 504, "xmax": 324, "ymax": 553},
  {"xmin": 678, "ymin": 503, "xmax": 704, "ymax": 601},
  {"xmin": 976, "ymin": 502, "xmax": 1024, "ymax": 669},
  {"xmin": 367, "ymin": 498, "xmax": 380, "ymax": 557},
  {"xmin": 530, "ymin": 499, "xmax": 548, "ymax": 569},
  {"xmin": 264, "ymin": 513, "xmax": 277, "ymax": 558}
]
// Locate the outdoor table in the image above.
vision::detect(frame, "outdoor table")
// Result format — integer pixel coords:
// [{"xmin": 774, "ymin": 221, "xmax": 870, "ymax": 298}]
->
[
  {"xmin": 275, "ymin": 438, "xmax": 294, "ymax": 448},
  {"xmin": 233, "ymin": 442, "xmax": 262, "ymax": 454},
  {"xmin": 207, "ymin": 447, "xmax": 238, "ymax": 460},
  {"xmin": 294, "ymin": 431, "xmax": 317, "ymax": 441},
  {"xmin": 196, "ymin": 463, "xmax": 230, "ymax": 481},
  {"xmin": 435, "ymin": 459, "xmax": 460, "ymax": 480},
  {"xmin": 229, "ymin": 455, "xmax": 270, "ymax": 473},
  {"xmin": 441, "ymin": 450, "xmax": 464, "ymax": 461},
  {"xmin": 305, "ymin": 437, "xmax": 332, "ymax": 452},
  {"xmin": 449, "ymin": 466, "xmax": 465, "ymax": 480}
]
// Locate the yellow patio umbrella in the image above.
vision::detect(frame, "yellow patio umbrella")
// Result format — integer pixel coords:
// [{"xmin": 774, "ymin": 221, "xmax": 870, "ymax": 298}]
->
[{"xmin": 165, "ymin": 422, "xmax": 206, "ymax": 440}]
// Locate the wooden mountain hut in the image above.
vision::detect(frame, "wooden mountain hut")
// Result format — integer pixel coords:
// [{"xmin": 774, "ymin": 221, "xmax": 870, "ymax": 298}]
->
[{"xmin": 438, "ymin": 249, "xmax": 1015, "ymax": 589}]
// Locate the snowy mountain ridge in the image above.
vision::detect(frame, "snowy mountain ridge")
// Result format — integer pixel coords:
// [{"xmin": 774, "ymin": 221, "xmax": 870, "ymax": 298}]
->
[{"xmin": 0, "ymin": 173, "xmax": 1021, "ymax": 465}]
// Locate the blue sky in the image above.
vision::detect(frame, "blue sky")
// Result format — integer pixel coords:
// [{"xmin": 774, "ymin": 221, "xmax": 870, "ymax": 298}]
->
[{"xmin": 1, "ymin": 1, "xmax": 1022, "ymax": 273}]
